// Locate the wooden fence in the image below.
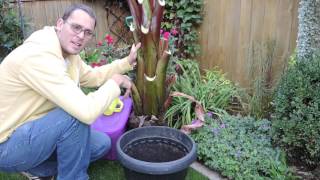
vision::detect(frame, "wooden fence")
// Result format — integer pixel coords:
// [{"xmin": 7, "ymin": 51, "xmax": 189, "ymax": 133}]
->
[
  {"xmin": 15, "ymin": 0, "xmax": 132, "ymax": 47},
  {"xmin": 198, "ymin": 0, "xmax": 299, "ymax": 87},
  {"xmin": 14, "ymin": 0, "xmax": 299, "ymax": 87}
]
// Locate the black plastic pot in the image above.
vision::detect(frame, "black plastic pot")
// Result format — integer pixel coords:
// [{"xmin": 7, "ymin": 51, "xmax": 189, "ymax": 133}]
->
[{"xmin": 116, "ymin": 126, "xmax": 197, "ymax": 180}]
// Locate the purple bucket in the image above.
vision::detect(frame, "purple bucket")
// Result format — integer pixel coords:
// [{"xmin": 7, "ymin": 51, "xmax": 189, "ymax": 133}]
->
[{"xmin": 91, "ymin": 96, "xmax": 133, "ymax": 160}]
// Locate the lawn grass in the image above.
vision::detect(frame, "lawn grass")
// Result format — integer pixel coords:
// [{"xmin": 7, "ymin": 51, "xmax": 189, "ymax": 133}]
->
[{"xmin": 0, "ymin": 160, "xmax": 209, "ymax": 180}]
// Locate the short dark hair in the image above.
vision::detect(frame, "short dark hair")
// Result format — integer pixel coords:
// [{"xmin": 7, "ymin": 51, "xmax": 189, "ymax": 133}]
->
[{"xmin": 62, "ymin": 4, "xmax": 97, "ymax": 27}]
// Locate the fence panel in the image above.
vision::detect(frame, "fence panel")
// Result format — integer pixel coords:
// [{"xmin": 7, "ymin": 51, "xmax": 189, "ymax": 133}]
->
[
  {"xmin": 198, "ymin": 0, "xmax": 298, "ymax": 87},
  {"xmin": 15, "ymin": 0, "xmax": 130, "ymax": 47},
  {"xmin": 14, "ymin": 0, "xmax": 298, "ymax": 87}
]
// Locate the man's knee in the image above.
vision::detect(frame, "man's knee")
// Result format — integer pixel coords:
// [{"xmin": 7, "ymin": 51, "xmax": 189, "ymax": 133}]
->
[
  {"xmin": 49, "ymin": 108, "xmax": 90, "ymax": 140},
  {"xmin": 90, "ymin": 131, "xmax": 111, "ymax": 161},
  {"xmin": 96, "ymin": 133, "xmax": 111, "ymax": 156}
]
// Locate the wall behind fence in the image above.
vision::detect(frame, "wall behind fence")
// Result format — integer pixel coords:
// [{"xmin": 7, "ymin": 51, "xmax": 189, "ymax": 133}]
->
[{"xmin": 198, "ymin": 0, "xmax": 299, "ymax": 87}]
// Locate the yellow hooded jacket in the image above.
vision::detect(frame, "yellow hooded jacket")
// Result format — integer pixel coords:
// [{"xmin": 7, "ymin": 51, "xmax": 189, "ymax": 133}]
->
[{"xmin": 0, "ymin": 26, "xmax": 133, "ymax": 143}]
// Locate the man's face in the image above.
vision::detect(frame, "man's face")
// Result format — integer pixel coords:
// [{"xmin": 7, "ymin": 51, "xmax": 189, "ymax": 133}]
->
[{"xmin": 56, "ymin": 9, "xmax": 95, "ymax": 56}]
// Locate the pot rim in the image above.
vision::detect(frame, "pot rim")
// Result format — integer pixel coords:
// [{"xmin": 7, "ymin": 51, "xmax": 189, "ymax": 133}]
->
[{"xmin": 116, "ymin": 126, "xmax": 197, "ymax": 175}]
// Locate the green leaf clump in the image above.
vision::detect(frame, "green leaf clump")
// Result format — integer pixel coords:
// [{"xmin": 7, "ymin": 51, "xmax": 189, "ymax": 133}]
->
[
  {"xmin": 0, "ymin": 0, "xmax": 24, "ymax": 62},
  {"xmin": 165, "ymin": 59, "xmax": 242, "ymax": 128},
  {"xmin": 192, "ymin": 114, "xmax": 296, "ymax": 180},
  {"xmin": 272, "ymin": 52, "xmax": 320, "ymax": 167},
  {"xmin": 163, "ymin": 0, "xmax": 203, "ymax": 58}
]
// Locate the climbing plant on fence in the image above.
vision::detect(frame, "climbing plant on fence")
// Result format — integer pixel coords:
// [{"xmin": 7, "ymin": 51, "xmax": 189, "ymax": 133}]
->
[{"xmin": 163, "ymin": 0, "xmax": 203, "ymax": 58}]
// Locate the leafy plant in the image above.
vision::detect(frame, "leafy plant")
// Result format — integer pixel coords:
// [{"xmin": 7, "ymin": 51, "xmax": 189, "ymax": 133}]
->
[
  {"xmin": 0, "ymin": 0, "xmax": 24, "ymax": 62},
  {"xmin": 246, "ymin": 40, "xmax": 276, "ymax": 119},
  {"xmin": 165, "ymin": 59, "xmax": 242, "ymax": 128},
  {"xmin": 191, "ymin": 114, "xmax": 296, "ymax": 180},
  {"xmin": 163, "ymin": 0, "xmax": 203, "ymax": 58},
  {"xmin": 272, "ymin": 52, "xmax": 320, "ymax": 167},
  {"xmin": 126, "ymin": 0, "xmax": 172, "ymax": 120},
  {"xmin": 80, "ymin": 34, "xmax": 130, "ymax": 67}
]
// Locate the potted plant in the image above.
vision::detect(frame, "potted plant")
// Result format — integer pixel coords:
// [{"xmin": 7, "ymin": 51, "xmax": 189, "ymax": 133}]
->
[
  {"xmin": 117, "ymin": 126, "xmax": 197, "ymax": 180},
  {"xmin": 116, "ymin": 1, "xmax": 197, "ymax": 179},
  {"xmin": 126, "ymin": 0, "xmax": 171, "ymax": 126}
]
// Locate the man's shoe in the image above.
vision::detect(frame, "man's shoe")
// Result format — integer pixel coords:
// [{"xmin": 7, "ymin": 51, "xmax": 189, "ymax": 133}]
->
[{"xmin": 20, "ymin": 172, "xmax": 54, "ymax": 180}]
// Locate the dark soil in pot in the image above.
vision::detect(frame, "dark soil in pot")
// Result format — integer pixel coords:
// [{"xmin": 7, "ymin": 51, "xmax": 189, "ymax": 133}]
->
[{"xmin": 116, "ymin": 126, "xmax": 197, "ymax": 180}]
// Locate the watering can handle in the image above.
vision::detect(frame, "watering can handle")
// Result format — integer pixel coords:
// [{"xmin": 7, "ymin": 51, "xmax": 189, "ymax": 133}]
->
[
  {"xmin": 113, "ymin": 100, "xmax": 124, "ymax": 112},
  {"xmin": 103, "ymin": 98, "xmax": 124, "ymax": 116}
]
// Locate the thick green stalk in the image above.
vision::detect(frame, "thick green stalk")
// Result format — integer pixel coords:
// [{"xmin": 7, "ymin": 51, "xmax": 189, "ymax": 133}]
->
[
  {"xmin": 140, "ymin": 0, "xmax": 152, "ymax": 34},
  {"xmin": 139, "ymin": 0, "xmax": 158, "ymax": 78},
  {"xmin": 156, "ymin": 50, "xmax": 170, "ymax": 111},
  {"xmin": 143, "ymin": 78, "xmax": 158, "ymax": 115},
  {"xmin": 135, "ymin": 51, "xmax": 144, "ymax": 111},
  {"xmin": 151, "ymin": 1, "xmax": 164, "ymax": 47},
  {"xmin": 142, "ymin": 33, "xmax": 157, "ymax": 77},
  {"xmin": 127, "ymin": 0, "xmax": 141, "ymax": 29},
  {"xmin": 126, "ymin": 0, "xmax": 170, "ymax": 118},
  {"xmin": 149, "ymin": 0, "xmax": 156, "ymax": 11},
  {"xmin": 131, "ymin": 83, "xmax": 143, "ymax": 115},
  {"xmin": 131, "ymin": 27, "xmax": 145, "ymax": 109}
]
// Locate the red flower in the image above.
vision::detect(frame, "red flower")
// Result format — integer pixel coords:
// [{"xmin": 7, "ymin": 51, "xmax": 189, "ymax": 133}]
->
[
  {"xmin": 90, "ymin": 62, "xmax": 101, "ymax": 67},
  {"xmin": 105, "ymin": 34, "xmax": 114, "ymax": 45},
  {"xmin": 97, "ymin": 41, "xmax": 103, "ymax": 47},
  {"xmin": 171, "ymin": 28, "xmax": 179, "ymax": 36}
]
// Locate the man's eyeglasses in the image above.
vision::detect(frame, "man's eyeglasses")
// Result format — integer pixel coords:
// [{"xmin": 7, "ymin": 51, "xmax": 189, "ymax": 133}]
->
[{"xmin": 65, "ymin": 21, "xmax": 95, "ymax": 39}]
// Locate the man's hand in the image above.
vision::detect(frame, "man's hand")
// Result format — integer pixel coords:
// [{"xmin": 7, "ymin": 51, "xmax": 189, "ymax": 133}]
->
[
  {"xmin": 111, "ymin": 74, "xmax": 132, "ymax": 98},
  {"xmin": 128, "ymin": 42, "xmax": 141, "ymax": 65}
]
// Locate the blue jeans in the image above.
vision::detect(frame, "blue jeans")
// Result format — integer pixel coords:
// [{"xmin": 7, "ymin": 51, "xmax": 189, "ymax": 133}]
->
[{"xmin": 0, "ymin": 108, "xmax": 111, "ymax": 180}]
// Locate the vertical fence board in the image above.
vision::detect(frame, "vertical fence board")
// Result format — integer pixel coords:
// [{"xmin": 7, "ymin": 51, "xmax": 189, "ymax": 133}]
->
[
  {"xmin": 272, "ymin": 0, "xmax": 297, "ymax": 82},
  {"xmin": 235, "ymin": 0, "xmax": 253, "ymax": 87},
  {"xmin": 18, "ymin": 0, "xmax": 110, "ymax": 44},
  {"xmin": 199, "ymin": 0, "xmax": 298, "ymax": 87}
]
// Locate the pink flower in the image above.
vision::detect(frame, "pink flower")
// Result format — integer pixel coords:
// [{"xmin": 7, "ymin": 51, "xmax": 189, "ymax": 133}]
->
[
  {"xmin": 105, "ymin": 34, "xmax": 114, "ymax": 45},
  {"xmin": 160, "ymin": 29, "xmax": 164, "ymax": 35},
  {"xmin": 163, "ymin": 31, "xmax": 170, "ymax": 40},
  {"xmin": 90, "ymin": 62, "xmax": 101, "ymax": 67},
  {"xmin": 97, "ymin": 41, "xmax": 103, "ymax": 47},
  {"xmin": 171, "ymin": 28, "xmax": 179, "ymax": 36}
]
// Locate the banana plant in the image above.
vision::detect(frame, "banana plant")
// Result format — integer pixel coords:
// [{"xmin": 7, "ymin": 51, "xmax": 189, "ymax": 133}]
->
[{"xmin": 127, "ymin": 0, "xmax": 171, "ymax": 120}]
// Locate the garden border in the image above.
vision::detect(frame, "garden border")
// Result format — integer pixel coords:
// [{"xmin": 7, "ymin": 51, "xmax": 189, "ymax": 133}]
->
[{"xmin": 190, "ymin": 161, "xmax": 225, "ymax": 180}]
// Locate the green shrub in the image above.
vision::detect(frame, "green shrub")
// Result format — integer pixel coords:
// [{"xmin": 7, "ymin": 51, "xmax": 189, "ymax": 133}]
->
[
  {"xmin": 165, "ymin": 59, "xmax": 242, "ymax": 128},
  {"xmin": 0, "ymin": 0, "xmax": 24, "ymax": 62},
  {"xmin": 272, "ymin": 53, "xmax": 320, "ymax": 167},
  {"xmin": 191, "ymin": 114, "xmax": 296, "ymax": 180}
]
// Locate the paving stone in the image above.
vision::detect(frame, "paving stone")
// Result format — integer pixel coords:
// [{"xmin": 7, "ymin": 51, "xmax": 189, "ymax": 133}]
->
[{"xmin": 190, "ymin": 161, "xmax": 226, "ymax": 180}]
